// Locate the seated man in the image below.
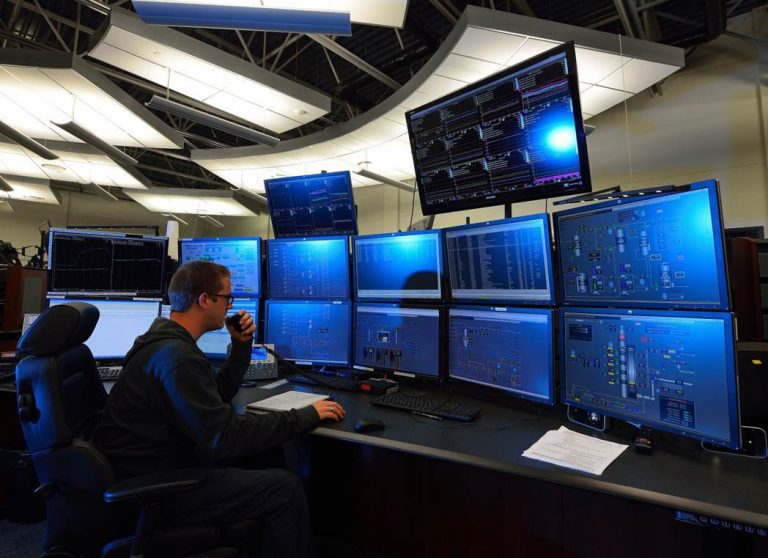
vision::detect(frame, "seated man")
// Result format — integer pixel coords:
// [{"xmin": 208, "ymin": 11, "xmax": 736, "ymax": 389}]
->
[{"xmin": 93, "ymin": 260, "xmax": 345, "ymax": 557}]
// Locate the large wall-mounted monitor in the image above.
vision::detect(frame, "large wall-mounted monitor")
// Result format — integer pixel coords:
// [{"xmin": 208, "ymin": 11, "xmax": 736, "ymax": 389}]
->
[
  {"xmin": 264, "ymin": 170, "xmax": 358, "ymax": 237},
  {"xmin": 354, "ymin": 303, "xmax": 441, "ymax": 380},
  {"xmin": 405, "ymin": 42, "xmax": 590, "ymax": 215},
  {"xmin": 353, "ymin": 229, "xmax": 443, "ymax": 301},
  {"xmin": 179, "ymin": 236, "xmax": 261, "ymax": 298},
  {"xmin": 48, "ymin": 228, "xmax": 168, "ymax": 297},
  {"xmin": 554, "ymin": 179, "xmax": 729, "ymax": 309},
  {"xmin": 561, "ymin": 307, "xmax": 740, "ymax": 450},
  {"xmin": 196, "ymin": 298, "xmax": 260, "ymax": 359},
  {"xmin": 267, "ymin": 236, "xmax": 349, "ymax": 299},
  {"xmin": 48, "ymin": 298, "xmax": 160, "ymax": 360},
  {"xmin": 448, "ymin": 306, "xmax": 554, "ymax": 405},
  {"xmin": 264, "ymin": 300, "xmax": 351, "ymax": 366},
  {"xmin": 444, "ymin": 214, "xmax": 555, "ymax": 305}
]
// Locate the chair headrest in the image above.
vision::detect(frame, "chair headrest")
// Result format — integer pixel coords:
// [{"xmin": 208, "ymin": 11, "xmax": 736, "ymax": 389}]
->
[{"xmin": 18, "ymin": 302, "xmax": 100, "ymax": 357}]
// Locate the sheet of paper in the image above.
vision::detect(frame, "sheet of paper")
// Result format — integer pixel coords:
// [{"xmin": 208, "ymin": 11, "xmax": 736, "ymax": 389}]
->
[
  {"xmin": 247, "ymin": 390, "xmax": 329, "ymax": 412},
  {"xmin": 522, "ymin": 426, "xmax": 628, "ymax": 475}
]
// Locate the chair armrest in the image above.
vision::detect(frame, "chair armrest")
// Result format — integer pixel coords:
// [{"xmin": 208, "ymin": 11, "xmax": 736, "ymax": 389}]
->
[{"xmin": 104, "ymin": 469, "xmax": 207, "ymax": 504}]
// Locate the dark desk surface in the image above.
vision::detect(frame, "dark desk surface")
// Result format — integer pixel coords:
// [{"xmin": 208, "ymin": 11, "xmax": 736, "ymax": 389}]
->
[{"xmin": 236, "ymin": 380, "xmax": 768, "ymax": 529}]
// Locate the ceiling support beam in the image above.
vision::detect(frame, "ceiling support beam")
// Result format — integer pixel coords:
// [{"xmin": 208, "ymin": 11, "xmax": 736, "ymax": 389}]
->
[
  {"xmin": 428, "ymin": 0, "xmax": 458, "ymax": 24},
  {"xmin": 31, "ymin": 0, "xmax": 70, "ymax": 51},
  {"xmin": 308, "ymin": 34, "xmax": 401, "ymax": 90},
  {"xmin": 511, "ymin": 0, "xmax": 536, "ymax": 17}
]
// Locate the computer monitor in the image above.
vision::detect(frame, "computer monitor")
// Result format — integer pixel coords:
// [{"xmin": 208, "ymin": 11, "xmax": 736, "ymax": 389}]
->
[
  {"xmin": 448, "ymin": 306, "xmax": 554, "ymax": 405},
  {"xmin": 354, "ymin": 303, "xmax": 441, "ymax": 380},
  {"xmin": 267, "ymin": 236, "xmax": 349, "ymax": 299},
  {"xmin": 264, "ymin": 300, "xmax": 351, "ymax": 366},
  {"xmin": 554, "ymin": 179, "xmax": 730, "ymax": 309},
  {"xmin": 444, "ymin": 214, "xmax": 555, "ymax": 305},
  {"xmin": 264, "ymin": 171, "xmax": 358, "ymax": 237},
  {"xmin": 21, "ymin": 313, "xmax": 39, "ymax": 335},
  {"xmin": 561, "ymin": 307, "xmax": 740, "ymax": 449},
  {"xmin": 405, "ymin": 42, "xmax": 590, "ymax": 215},
  {"xmin": 179, "ymin": 236, "xmax": 261, "ymax": 298},
  {"xmin": 48, "ymin": 228, "xmax": 168, "ymax": 297},
  {"xmin": 196, "ymin": 299, "xmax": 260, "ymax": 359},
  {"xmin": 48, "ymin": 299, "xmax": 160, "ymax": 360},
  {"xmin": 353, "ymin": 229, "xmax": 443, "ymax": 301}
]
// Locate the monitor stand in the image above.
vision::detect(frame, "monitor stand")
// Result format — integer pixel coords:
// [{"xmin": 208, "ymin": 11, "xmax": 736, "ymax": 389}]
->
[
  {"xmin": 701, "ymin": 425, "xmax": 768, "ymax": 459},
  {"xmin": 567, "ymin": 406, "xmax": 609, "ymax": 432}
]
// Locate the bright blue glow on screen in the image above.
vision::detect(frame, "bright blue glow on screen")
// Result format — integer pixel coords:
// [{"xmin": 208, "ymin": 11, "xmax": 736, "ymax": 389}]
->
[
  {"xmin": 48, "ymin": 299, "xmax": 160, "ymax": 360},
  {"xmin": 444, "ymin": 214, "xmax": 554, "ymax": 304},
  {"xmin": 265, "ymin": 300, "xmax": 350, "ymax": 365},
  {"xmin": 354, "ymin": 230, "xmax": 442, "ymax": 300},
  {"xmin": 180, "ymin": 237, "xmax": 261, "ymax": 298},
  {"xmin": 354, "ymin": 304, "xmax": 440, "ymax": 378},
  {"xmin": 555, "ymin": 180, "xmax": 729, "ymax": 309},
  {"xmin": 197, "ymin": 299, "xmax": 259, "ymax": 359},
  {"xmin": 267, "ymin": 236, "xmax": 349, "ymax": 299},
  {"xmin": 561, "ymin": 308, "xmax": 740, "ymax": 449},
  {"xmin": 448, "ymin": 306, "xmax": 554, "ymax": 404}
]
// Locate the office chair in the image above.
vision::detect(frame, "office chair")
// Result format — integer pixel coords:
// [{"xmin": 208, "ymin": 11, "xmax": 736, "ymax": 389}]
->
[{"xmin": 15, "ymin": 302, "xmax": 260, "ymax": 558}]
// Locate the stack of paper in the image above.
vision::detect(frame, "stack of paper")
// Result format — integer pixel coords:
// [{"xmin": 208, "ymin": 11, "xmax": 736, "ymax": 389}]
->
[
  {"xmin": 522, "ymin": 426, "xmax": 629, "ymax": 475},
  {"xmin": 247, "ymin": 391, "xmax": 329, "ymax": 412}
]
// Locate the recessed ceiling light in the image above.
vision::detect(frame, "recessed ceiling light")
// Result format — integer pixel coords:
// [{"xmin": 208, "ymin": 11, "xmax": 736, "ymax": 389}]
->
[{"xmin": 41, "ymin": 163, "xmax": 66, "ymax": 171}]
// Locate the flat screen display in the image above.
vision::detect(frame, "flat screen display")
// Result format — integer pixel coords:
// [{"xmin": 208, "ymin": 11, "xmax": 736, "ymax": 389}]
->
[
  {"xmin": 196, "ymin": 298, "xmax": 260, "ymax": 359},
  {"xmin": 267, "ymin": 236, "xmax": 349, "ymax": 299},
  {"xmin": 179, "ymin": 236, "xmax": 261, "ymax": 298}
]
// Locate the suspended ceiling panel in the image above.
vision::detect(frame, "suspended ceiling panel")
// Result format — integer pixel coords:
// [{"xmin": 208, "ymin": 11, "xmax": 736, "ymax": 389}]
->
[
  {"xmin": 88, "ymin": 8, "xmax": 332, "ymax": 134},
  {"xmin": 0, "ymin": 175, "xmax": 60, "ymax": 205},
  {"xmin": 0, "ymin": 140, "xmax": 150, "ymax": 189},
  {"xmin": 192, "ymin": 6, "xmax": 683, "ymax": 194},
  {"xmin": 0, "ymin": 49, "xmax": 183, "ymax": 149},
  {"xmin": 125, "ymin": 186, "xmax": 259, "ymax": 216}
]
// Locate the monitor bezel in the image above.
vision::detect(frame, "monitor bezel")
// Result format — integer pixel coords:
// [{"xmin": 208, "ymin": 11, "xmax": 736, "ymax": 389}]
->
[
  {"xmin": 48, "ymin": 227, "xmax": 169, "ymax": 297},
  {"xmin": 264, "ymin": 299, "xmax": 352, "ymax": 367},
  {"xmin": 405, "ymin": 41, "xmax": 591, "ymax": 216},
  {"xmin": 553, "ymin": 179, "xmax": 731, "ymax": 310},
  {"xmin": 352, "ymin": 228, "xmax": 445, "ymax": 302},
  {"xmin": 559, "ymin": 306, "xmax": 741, "ymax": 450},
  {"xmin": 447, "ymin": 304, "xmax": 555, "ymax": 405},
  {"xmin": 266, "ymin": 235, "xmax": 350, "ymax": 300},
  {"xmin": 353, "ymin": 302, "xmax": 444, "ymax": 381},
  {"xmin": 264, "ymin": 170, "xmax": 359, "ymax": 238},
  {"xmin": 443, "ymin": 213, "xmax": 556, "ymax": 306},
  {"xmin": 178, "ymin": 235, "xmax": 262, "ymax": 298}
]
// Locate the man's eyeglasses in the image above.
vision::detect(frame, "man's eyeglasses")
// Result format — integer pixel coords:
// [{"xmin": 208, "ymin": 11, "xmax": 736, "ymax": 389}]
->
[{"xmin": 208, "ymin": 292, "xmax": 235, "ymax": 305}]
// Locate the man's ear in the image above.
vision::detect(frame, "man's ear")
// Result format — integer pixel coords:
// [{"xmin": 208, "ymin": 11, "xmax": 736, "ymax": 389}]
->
[{"xmin": 197, "ymin": 292, "xmax": 208, "ymax": 309}]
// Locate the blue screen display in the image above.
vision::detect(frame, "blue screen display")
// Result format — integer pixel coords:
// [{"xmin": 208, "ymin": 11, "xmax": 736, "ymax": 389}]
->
[
  {"xmin": 264, "ymin": 300, "xmax": 350, "ymax": 365},
  {"xmin": 444, "ymin": 214, "xmax": 554, "ymax": 304},
  {"xmin": 561, "ymin": 308, "xmax": 740, "ymax": 449},
  {"xmin": 448, "ymin": 306, "xmax": 554, "ymax": 405},
  {"xmin": 265, "ymin": 171, "xmax": 358, "ymax": 237},
  {"xmin": 354, "ymin": 303, "xmax": 441, "ymax": 378},
  {"xmin": 554, "ymin": 180, "xmax": 729, "ymax": 309},
  {"xmin": 48, "ymin": 299, "xmax": 160, "ymax": 360},
  {"xmin": 353, "ymin": 230, "xmax": 443, "ymax": 300},
  {"xmin": 180, "ymin": 236, "xmax": 261, "ymax": 298},
  {"xmin": 267, "ymin": 236, "xmax": 349, "ymax": 299},
  {"xmin": 196, "ymin": 299, "xmax": 260, "ymax": 359}
]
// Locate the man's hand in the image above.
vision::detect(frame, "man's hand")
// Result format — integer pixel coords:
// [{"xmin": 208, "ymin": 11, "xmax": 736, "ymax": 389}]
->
[
  {"xmin": 312, "ymin": 400, "xmax": 346, "ymax": 422},
  {"xmin": 226, "ymin": 310, "xmax": 255, "ymax": 343}
]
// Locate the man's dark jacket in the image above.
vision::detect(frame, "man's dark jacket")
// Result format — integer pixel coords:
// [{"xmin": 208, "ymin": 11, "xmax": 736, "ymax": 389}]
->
[{"xmin": 93, "ymin": 318, "xmax": 320, "ymax": 478}]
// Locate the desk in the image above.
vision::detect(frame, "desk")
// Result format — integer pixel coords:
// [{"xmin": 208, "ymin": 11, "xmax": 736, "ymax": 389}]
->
[{"xmin": 238, "ymin": 381, "xmax": 768, "ymax": 557}]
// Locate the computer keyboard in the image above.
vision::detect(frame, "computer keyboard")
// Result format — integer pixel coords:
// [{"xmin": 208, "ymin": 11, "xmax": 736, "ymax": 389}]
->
[
  {"xmin": 288, "ymin": 371, "xmax": 361, "ymax": 392},
  {"xmin": 370, "ymin": 392, "xmax": 481, "ymax": 422},
  {"xmin": 97, "ymin": 366, "xmax": 123, "ymax": 381}
]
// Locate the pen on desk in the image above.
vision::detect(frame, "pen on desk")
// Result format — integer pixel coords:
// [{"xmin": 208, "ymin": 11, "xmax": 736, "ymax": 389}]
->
[{"xmin": 412, "ymin": 411, "xmax": 442, "ymax": 421}]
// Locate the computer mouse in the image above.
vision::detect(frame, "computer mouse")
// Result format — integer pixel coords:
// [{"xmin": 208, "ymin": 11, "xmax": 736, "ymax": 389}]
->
[{"xmin": 353, "ymin": 418, "xmax": 385, "ymax": 433}]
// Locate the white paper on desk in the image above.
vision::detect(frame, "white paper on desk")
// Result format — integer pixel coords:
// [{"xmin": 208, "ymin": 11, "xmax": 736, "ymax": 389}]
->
[
  {"xmin": 522, "ymin": 426, "xmax": 628, "ymax": 475},
  {"xmin": 247, "ymin": 390, "xmax": 329, "ymax": 412}
]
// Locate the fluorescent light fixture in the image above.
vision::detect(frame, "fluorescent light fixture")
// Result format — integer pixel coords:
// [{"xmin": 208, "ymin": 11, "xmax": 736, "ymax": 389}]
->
[
  {"xmin": 51, "ymin": 120, "xmax": 138, "ymax": 167},
  {"xmin": 82, "ymin": 181, "xmax": 118, "ymax": 202},
  {"xmin": 146, "ymin": 96, "xmax": 280, "ymax": 146},
  {"xmin": 0, "ymin": 49, "xmax": 183, "ymax": 149},
  {"xmin": 88, "ymin": 8, "xmax": 332, "ymax": 134},
  {"xmin": 199, "ymin": 214, "xmax": 225, "ymax": 228},
  {"xmin": 355, "ymin": 167, "xmax": 414, "ymax": 192},
  {"xmin": 192, "ymin": 7, "xmax": 683, "ymax": 192},
  {"xmin": 0, "ymin": 175, "xmax": 60, "ymax": 205},
  {"xmin": 0, "ymin": 140, "xmax": 150, "ymax": 189},
  {"xmin": 0, "ymin": 121, "xmax": 59, "ymax": 160},
  {"xmin": 161, "ymin": 212, "xmax": 190, "ymax": 226},
  {"xmin": 126, "ymin": 186, "xmax": 258, "ymax": 216},
  {"xmin": 0, "ymin": 175, "xmax": 12, "ymax": 192}
]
